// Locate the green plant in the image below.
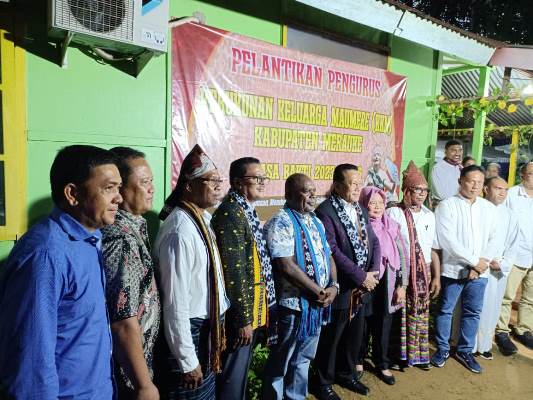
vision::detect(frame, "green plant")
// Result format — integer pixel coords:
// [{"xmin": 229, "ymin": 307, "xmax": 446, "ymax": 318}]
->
[{"xmin": 247, "ymin": 344, "xmax": 270, "ymax": 399}]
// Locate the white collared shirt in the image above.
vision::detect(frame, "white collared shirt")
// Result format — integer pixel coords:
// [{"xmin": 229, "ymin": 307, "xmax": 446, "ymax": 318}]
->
[
  {"xmin": 431, "ymin": 159, "xmax": 461, "ymax": 201},
  {"xmin": 387, "ymin": 205, "xmax": 436, "ymax": 264},
  {"xmin": 339, "ymin": 197, "xmax": 358, "ymax": 226},
  {"xmin": 505, "ymin": 184, "xmax": 533, "ymax": 268},
  {"xmin": 153, "ymin": 207, "xmax": 230, "ymax": 373},
  {"xmin": 435, "ymin": 194, "xmax": 498, "ymax": 279},
  {"xmin": 491, "ymin": 203, "xmax": 520, "ymax": 276}
]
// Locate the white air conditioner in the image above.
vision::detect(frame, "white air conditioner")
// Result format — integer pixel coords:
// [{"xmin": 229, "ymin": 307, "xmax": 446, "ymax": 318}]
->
[{"xmin": 49, "ymin": 0, "xmax": 169, "ymax": 55}]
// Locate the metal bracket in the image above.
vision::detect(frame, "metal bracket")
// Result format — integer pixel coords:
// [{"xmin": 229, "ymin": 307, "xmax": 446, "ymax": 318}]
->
[{"xmin": 59, "ymin": 31, "xmax": 74, "ymax": 68}]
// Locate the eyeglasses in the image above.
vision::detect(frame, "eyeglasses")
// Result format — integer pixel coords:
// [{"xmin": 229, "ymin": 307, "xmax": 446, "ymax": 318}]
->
[
  {"xmin": 198, "ymin": 177, "xmax": 226, "ymax": 188},
  {"xmin": 409, "ymin": 187, "xmax": 429, "ymax": 195},
  {"xmin": 242, "ymin": 175, "xmax": 271, "ymax": 185}
]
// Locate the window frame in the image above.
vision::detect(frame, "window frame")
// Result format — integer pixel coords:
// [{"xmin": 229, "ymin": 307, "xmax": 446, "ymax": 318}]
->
[{"xmin": 0, "ymin": 13, "xmax": 27, "ymax": 241}]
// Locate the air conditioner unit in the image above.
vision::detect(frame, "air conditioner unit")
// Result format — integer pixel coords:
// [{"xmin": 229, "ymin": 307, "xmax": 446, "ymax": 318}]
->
[{"xmin": 48, "ymin": 0, "xmax": 169, "ymax": 55}]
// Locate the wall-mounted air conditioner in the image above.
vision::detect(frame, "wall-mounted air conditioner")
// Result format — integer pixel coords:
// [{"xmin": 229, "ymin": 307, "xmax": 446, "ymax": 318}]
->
[{"xmin": 49, "ymin": 0, "xmax": 169, "ymax": 56}]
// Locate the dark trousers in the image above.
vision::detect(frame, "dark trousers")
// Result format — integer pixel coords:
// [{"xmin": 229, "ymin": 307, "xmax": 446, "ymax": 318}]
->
[
  {"xmin": 154, "ymin": 318, "xmax": 215, "ymax": 400},
  {"xmin": 359, "ymin": 273, "xmax": 394, "ymax": 371},
  {"xmin": 216, "ymin": 327, "xmax": 256, "ymax": 400},
  {"xmin": 314, "ymin": 305, "xmax": 366, "ymax": 386}
]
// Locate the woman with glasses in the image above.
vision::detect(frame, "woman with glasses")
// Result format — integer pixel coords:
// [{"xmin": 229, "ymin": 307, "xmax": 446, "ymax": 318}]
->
[
  {"xmin": 387, "ymin": 161, "xmax": 441, "ymax": 371},
  {"xmin": 358, "ymin": 186, "xmax": 408, "ymax": 386}
]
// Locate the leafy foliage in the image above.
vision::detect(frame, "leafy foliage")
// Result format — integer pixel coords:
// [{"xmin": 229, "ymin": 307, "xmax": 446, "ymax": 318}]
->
[
  {"xmin": 247, "ymin": 344, "xmax": 270, "ymax": 399},
  {"xmin": 398, "ymin": 0, "xmax": 533, "ymax": 45}
]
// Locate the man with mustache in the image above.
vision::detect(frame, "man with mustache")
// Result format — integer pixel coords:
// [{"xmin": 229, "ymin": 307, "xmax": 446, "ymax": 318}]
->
[
  {"xmin": 262, "ymin": 173, "xmax": 338, "ymax": 400},
  {"xmin": 0, "ymin": 145, "xmax": 122, "ymax": 399},
  {"xmin": 313, "ymin": 164, "xmax": 380, "ymax": 400},
  {"xmin": 153, "ymin": 145, "xmax": 230, "ymax": 399},
  {"xmin": 212, "ymin": 157, "xmax": 277, "ymax": 400},
  {"xmin": 101, "ymin": 147, "xmax": 161, "ymax": 399}
]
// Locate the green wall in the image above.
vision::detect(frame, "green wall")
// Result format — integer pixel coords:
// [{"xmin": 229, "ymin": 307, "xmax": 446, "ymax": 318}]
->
[
  {"xmin": 2, "ymin": 1, "xmax": 440, "ymax": 259},
  {"xmin": 389, "ymin": 37, "xmax": 442, "ymax": 176},
  {"xmin": 22, "ymin": 0, "xmax": 282, "ymax": 241}
]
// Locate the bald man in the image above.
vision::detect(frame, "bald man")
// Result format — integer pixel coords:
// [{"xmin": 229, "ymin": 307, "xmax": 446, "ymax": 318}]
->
[
  {"xmin": 495, "ymin": 162, "xmax": 533, "ymax": 354},
  {"xmin": 262, "ymin": 173, "xmax": 338, "ymax": 400},
  {"xmin": 474, "ymin": 177, "xmax": 519, "ymax": 359}
]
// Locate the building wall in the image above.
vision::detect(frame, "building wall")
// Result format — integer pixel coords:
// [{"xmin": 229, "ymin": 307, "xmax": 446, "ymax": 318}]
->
[
  {"xmin": 389, "ymin": 37, "xmax": 442, "ymax": 176},
  {"xmin": 1, "ymin": 1, "xmax": 441, "ymax": 258}
]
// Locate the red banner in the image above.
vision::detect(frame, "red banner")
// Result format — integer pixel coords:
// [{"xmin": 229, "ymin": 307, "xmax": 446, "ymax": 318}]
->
[{"xmin": 171, "ymin": 23, "xmax": 407, "ymax": 212}]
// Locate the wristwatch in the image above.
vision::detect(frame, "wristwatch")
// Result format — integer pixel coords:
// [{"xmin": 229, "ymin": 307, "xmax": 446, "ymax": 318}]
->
[{"xmin": 328, "ymin": 281, "xmax": 340, "ymax": 294}]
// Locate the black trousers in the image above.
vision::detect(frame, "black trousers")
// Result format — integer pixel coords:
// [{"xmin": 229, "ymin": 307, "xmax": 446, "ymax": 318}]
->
[
  {"xmin": 358, "ymin": 271, "xmax": 394, "ymax": 371},
  {"xmin": 314, "ymin": 305, "xmax": 367, "ymax": 386}
]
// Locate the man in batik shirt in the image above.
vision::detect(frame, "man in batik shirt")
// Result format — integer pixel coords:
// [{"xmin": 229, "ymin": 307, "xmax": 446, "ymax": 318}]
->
[{"xmin": 102, "ymin": 147, "xmax": 161, "ymax": 399}]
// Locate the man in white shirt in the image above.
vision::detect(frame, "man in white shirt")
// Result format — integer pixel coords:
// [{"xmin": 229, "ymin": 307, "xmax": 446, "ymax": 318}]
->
[
  {"xmin": 431, "ymin": 165, "xmax": 498, "ymax": 374},
  {"xmin": 153, "ymin": 145, "xmax": 230, "ymax": 399},
  {"xmin": 495, "ymin": 162, "xmax": 533, "ymax": 354},
  {"xmin": 474, "ymin": 177, "xmax": 519, "ymax": 360},
  {"xmin": 431, "ymin": 139, "xmax": 463, "ymax": 203}
]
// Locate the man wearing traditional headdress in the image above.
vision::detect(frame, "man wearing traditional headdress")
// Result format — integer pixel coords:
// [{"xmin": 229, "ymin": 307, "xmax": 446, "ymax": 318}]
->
[
  {"xmin": 153, "ymin": 144, "xmax": 230, "ymax": 399},
  {"xmin": 212, "ymin": 157, "xmax": 277, "ymax": 400},
  {"xmin": 388, "ymin": 161, "xmax": 441, "ymax": 370}
]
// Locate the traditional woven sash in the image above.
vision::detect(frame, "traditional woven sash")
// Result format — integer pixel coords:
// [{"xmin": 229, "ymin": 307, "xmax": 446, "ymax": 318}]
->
[
  {"xmin": 285, "ymin": 207, "xmax": 331, "ymax": 341},
  {"xmin": 400, "ymin": 205, "xmax": 430, "ymax": 314},
  {"xmin": 228, "ymin": 189, "xmax": 278, "ymax": 344},
  {"xmin": 329, "ymin": 195, "xmax": 369, "ymax": 267},
  {"xmin": 329, "ymin": 195, "xmax": 371, "ymax": 318},
  {"xmin": 178, "ymin": 200, "xmax": 226, "ymax": 373}
]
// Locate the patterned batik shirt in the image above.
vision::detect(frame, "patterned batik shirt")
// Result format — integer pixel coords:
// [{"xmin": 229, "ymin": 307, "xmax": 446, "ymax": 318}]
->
[
  {"xmin": 102, "ymin": 209, "xmax": 161, "ymax": 389},
  {"xmin": 264, "ymin": 208, "xmax": 330, "ymax": 311}
]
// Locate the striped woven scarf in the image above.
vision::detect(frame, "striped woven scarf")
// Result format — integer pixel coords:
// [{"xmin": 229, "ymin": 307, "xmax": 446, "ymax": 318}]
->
[
  {"xmin": 400, "ymin": 204, "xmax": 430, "ymax": 314},
  {"xmin": 285, "ymin": 207, "xmax": 331, "ymax": 341},
  {"xmin": 178, "ymin": 200, "xmax": 226, "ymax": 373}
]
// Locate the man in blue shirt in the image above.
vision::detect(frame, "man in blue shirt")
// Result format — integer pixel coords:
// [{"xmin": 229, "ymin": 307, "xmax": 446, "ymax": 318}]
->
[{"xmin": 0, "ymin": 145, "xmax": 123, "ymax": 399}]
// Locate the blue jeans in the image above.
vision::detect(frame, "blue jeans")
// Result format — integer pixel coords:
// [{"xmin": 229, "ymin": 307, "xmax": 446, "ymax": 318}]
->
[
  {"xmin": 262, "ymin": 307, "xmax": 321, "ymax": 400},
  {"xmin": 435, "ymin": 276, "xmax": 488, "ymax": 353}
]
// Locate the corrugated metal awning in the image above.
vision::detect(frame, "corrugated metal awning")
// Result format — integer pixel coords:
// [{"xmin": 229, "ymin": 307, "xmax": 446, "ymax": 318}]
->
[
  {"xmin": 442, "ymin": 67, "xmax": 533, "ymax": 127},
  {"xmin": 294, "ymin": 0, "xmax": 497, "ymax": 64}
]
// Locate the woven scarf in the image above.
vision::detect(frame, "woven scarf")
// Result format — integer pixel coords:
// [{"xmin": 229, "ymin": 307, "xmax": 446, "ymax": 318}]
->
[
  {"xmin": 400, "ymin": 204, "xmax": 430, "ymax": 314},
  {"xmin": 177, "ymin": 200, "xmax": 226, "ymax": 373},
  {"xmin": 329, "ymin": 195, "xmax": 369, "ymax": 268},
  {"xmin": 228, "ymin": 189, "xmax": 278, "ymax": 344},
  {"xmin": 285, "ymin": 207, "xmax": 331, "ymax": 341}
]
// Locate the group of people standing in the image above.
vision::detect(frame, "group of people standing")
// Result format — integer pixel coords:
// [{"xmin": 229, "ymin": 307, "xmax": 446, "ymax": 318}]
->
[{"xmin": 0, "ymin": 141, "xmax": 531, "ymax": 400}]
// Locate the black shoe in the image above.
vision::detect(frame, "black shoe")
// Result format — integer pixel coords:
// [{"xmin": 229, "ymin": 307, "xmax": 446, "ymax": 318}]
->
[
  {"xmin": 495, "ymin": 332, "xmax": 518, "ymax": 356},
  {"xmin": 316, "ymin": 385, "xmax": 341, "ymax": 400},
  {"xmin": 513, "ymin": 331, "xmax": 533, "ymax": 349},
  {"xmin": 389, "ymin": 363, "xmax": 402, "ymax": 371},
  {"xmin": 377, "ymin": 371, "xmax": 395, "ymax": 385},
  {"xmin": 476, "ymin": 351, "xmax": 493, "ymax": 360},
  {"xmin": 337, "ymin": 378, "xmax": 370, "ymax": 396},
  {"xmin": 416, "ymin": 363, "xmax": 432, "ymax": 370}
]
